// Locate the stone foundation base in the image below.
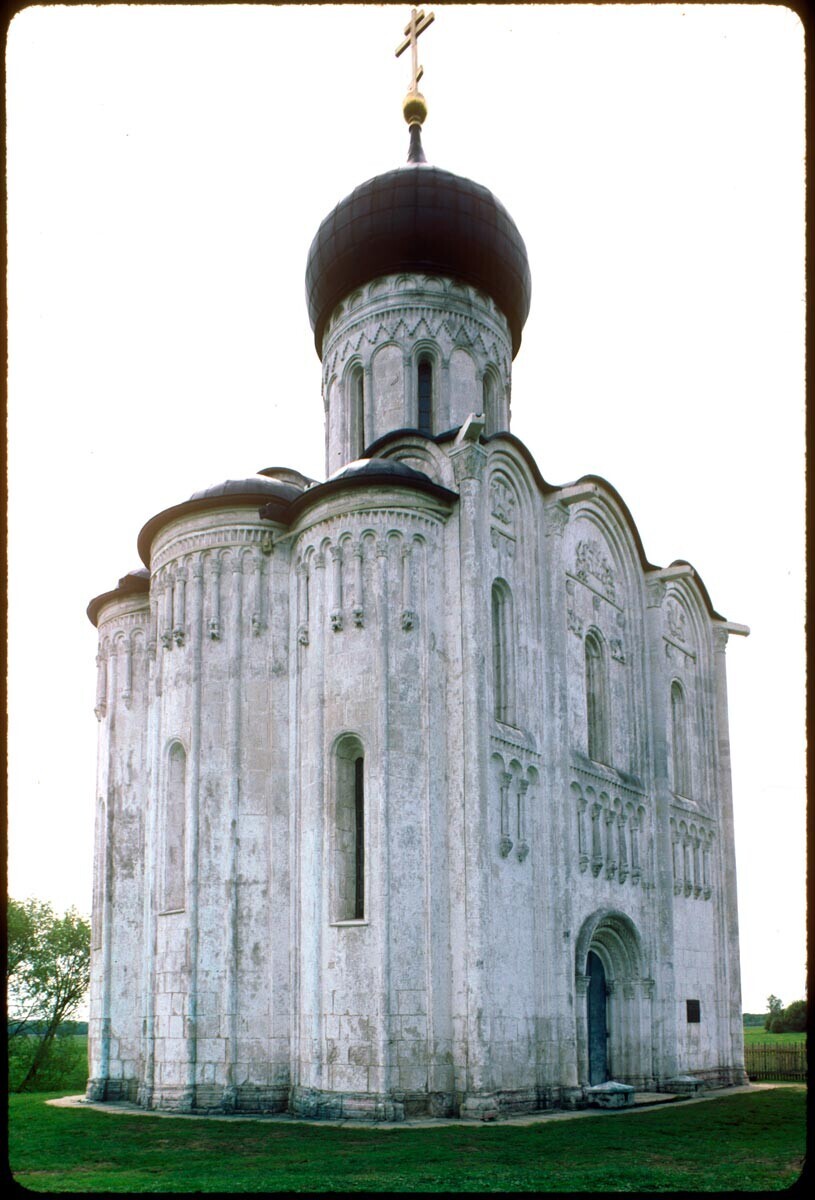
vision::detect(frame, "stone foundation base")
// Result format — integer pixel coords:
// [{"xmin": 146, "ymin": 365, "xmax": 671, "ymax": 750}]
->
[
  {"xmin": 85, "ymin": 1077, "xmax": 139, "ymax": 1103},
  {"xmin": 289, "ymin": 1085, "xmax": 406, "ymax": 1122},
  {"xmin": 557, "ymin": 1086, "xmax": 586, "ymax": 1110},
  {"xmin": 460, "ymin": 1092, "xmax": 501, "ymax": 1121}
]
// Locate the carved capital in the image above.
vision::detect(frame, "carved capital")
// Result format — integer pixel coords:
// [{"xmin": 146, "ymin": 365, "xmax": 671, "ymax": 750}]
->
[
  {"xmin": 401, "ymin": 609, "xmax": 417, "ymax": 631},
  {"xmin": 516, "ymin": 839, "xmax": 530, "ymax": 863},
  {"xmin": 713, "ymin": 625, "xmax": 729, "ymax": 652},
  {"xmin": 575, "ymin": 972, "xmax": 590, "ymax": 997},
  {"xmin": 499, "ymin": 835, "xmax": 513, "ymax": 858},
  {"xmin": 260, "ymin": 530, "xmax": 274, "ymax": 556},
  {"xmin": 352, "ymin": 606, "xmax": 365, "ymax": 628},
  {"xmin": 542, "ymin": 502, "xmax": 569, "ymax": 538},
  {"xmin": 251, "ymin": 613, "xmax": 264, "ymax": 636},
  {"xmin": 297, "ymin": 624, "xmax": 310, "ymax": 646},
  {"xmin": 330, "ymin": 610, "xmax": 343, "ymax": 632},
  {"xmin": 208, "ymin": 618, "xmax": 221, "ymax": 640},
  {"xmin": 646, "ymin": 579, "xmax": 667, "ymax": 609},
  {"xmin": 450, "ymin": 442, "xmax": 486, "ymax": 484}
]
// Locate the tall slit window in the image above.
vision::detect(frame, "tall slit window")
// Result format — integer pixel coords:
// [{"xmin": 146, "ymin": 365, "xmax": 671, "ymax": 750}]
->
[
  {"xmin": 492, "ymin": 579, "xmax": 514, "ymax": 725},
  {"xmin": 335, "ymin": 736, "xmax": 365, "ymax": 921},
  {"xmin": 351, "ymin": 367, "xmax": 365, "ymax": 458},
  {"xmin": 671, "ymin": 680, "xmax": 690, "ymax": 796},
  {"xmin": 162, "ymin": 742, "xmax": 187, "ymax": 911},
  {"xmin": 417, "ymin": 357, "xmax": 433, "ymax": 435},
  {"xmin": 585, "ymin": 632, "xmax": 610, "ymax": 765}
]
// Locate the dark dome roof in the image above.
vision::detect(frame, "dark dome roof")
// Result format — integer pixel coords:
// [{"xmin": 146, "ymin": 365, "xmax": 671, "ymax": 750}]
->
[
  {"xmin": 327, "ymin": 456, "xmax": 433, "ymax": 485},
  {"xmin": 188, "ymin": 475, "xmax": 301, "ymax": 502},
  {"xmin": 305, "ymin": 164, "xmax": 531, "ymax": 358}
]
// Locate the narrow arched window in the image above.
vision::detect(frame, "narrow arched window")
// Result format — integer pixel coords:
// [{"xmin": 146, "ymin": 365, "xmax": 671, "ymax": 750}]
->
[
  {"xmin": 585, "ymin": 632, "xmax": 609, "ymax": 764},
  {"xmin": 335, "ymin": 736, "xmax": 365, "ymax": 921},
  {"xmin": 671, "ymin": 680, "xmax": 690, "ymax": 796},
  {"xmin": 417, "ymin": 357, "xmax": 433, "ymax": 435},
  {"xmin": 350, "ymin": 367, "xmax": 365, "ymax": 458},
  {"xmin": 483, "ymin": 372, "xmax": 494, "ymax": 419},
  {"xmin": 492, "ymin": 580, "xmax": 514, "ymax": 725},
  {"xmin": 162, "ymin": 742, "xmax": 186, "ymax": 911}
]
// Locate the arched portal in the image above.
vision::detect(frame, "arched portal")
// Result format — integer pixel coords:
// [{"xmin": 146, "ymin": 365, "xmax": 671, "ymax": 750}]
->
[{"xmin": 575, "ymin": 911, "xmax": 655, "ymax": 1090}]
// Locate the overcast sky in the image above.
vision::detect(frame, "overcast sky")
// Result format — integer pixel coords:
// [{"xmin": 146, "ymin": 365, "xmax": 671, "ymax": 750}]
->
[{"xmin": 7, "ymin": 4, "xmax": 805, "ymax": 1014}]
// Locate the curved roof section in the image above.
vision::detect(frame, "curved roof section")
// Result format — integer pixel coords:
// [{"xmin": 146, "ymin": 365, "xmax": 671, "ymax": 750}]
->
[
  {"xmin": 87, "ymin": 568, "xmax": 150, "ymax": 627},
  {"xmin": 279, "ymin": 455, "xmax": 457, "ymax": 524},
  {"xmin": 137, "ymin": 475, "xmax": 303, "ymax": 568},
  {"xmin": 305, "ymin": 164, "xmax": 531, "ymax": 358}
]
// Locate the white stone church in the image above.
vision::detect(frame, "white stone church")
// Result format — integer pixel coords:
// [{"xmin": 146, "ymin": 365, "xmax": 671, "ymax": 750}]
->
[{"xmin": 86, "ymin": 20, "xmax": 748, "ymax": 1120}]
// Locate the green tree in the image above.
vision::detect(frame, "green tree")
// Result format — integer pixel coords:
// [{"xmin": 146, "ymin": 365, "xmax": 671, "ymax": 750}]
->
[
  {"xmin": 764, "ymin": 994, "xmax": 783, "ymax": 1031},
  {"xmin": 770, "ymin": 998, "xmax": 807, "ymax": 1034},
  {"xmin": 7, "ymin": 898, "xmax": 91, "ymax": 1091}
]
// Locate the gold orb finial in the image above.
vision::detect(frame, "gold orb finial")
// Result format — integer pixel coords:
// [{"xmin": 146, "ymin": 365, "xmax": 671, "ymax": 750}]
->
[{"xmin": 402, "ymin": 89, "xmax": 428, "ymax": 128}]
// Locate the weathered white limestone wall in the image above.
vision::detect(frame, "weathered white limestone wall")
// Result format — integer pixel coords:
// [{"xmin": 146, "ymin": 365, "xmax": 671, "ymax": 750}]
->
[
  {"xmin": 288, "ymin": 485, "xmax": 456, "ymax": 1119},
  {"xmin": 87, "ymin": 591, "xmax": 150, "ymax": 1101}
]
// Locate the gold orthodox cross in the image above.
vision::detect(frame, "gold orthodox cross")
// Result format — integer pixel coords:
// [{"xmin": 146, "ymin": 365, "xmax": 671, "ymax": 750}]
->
[{"xmin": 395, "ymin": 7, "xmax": 435, "ymax": 93}]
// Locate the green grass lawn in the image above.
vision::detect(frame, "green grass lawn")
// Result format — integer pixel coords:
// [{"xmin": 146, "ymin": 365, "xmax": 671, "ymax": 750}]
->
[
  {"xmin": 8, "ymin": 1087, "xmax": 805, "ymax": 1193},
  {"xmin": 743, "ymin": 1026, "xmax": 806, "ymax": 1045}
]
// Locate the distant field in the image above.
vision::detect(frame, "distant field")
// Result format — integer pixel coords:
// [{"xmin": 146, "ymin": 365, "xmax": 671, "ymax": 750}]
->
[
  {"xmin": 8, "ymin": 1087, "xmax": 806, "ymax": 1192},
  {"xmin": 743, "ymin": 1026, "xmax": 806, "ymax": 1045}
]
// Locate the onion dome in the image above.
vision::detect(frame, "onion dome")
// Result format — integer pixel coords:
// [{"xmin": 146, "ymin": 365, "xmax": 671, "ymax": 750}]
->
[{"xmin": 305, "ymin": 146, "xmax": 531, "ymax": 359}]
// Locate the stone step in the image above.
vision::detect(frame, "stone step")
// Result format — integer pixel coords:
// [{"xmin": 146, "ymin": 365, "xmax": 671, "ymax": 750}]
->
[{"xmin": 631, "ymin": 1092, "xmax": 682, "ymax": 1107}]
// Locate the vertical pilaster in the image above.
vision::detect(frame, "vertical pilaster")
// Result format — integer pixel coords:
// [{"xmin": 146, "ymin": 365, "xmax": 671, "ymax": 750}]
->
[
  {"xmin": 644, "ymin": 579, "xmax": 678, "ymax": 1081},
  {"xmin": 711, "ymin": 625, "xmax": 748, "ymax": 1083},
  {"xmin": 138, "ymin": 593, "xmax": 161, "ymax": 1108},
  {"xmin": 374, "ymin": 536, "xmax": 392, "ymax": 1098},
  {"xmin": 450, "ymin": 437, "xmax": 496, "ymax": 1117},
  {"xmin": 541, "ymin": 500, "xmax": 580, "ymax": 1097},
  {"xmin": 184, "ymin": 555, "xmax": 204, "ymax": 1106},
  {"xmin": 222, "ymin": 553, "xmax": 243, "ymax": 1109}
]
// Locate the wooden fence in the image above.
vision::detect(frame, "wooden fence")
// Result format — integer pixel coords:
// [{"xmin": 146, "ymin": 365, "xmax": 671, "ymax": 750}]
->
[{"xmin": 744, "ymin": 1042, "xmax": 807, "ymax": 1082}]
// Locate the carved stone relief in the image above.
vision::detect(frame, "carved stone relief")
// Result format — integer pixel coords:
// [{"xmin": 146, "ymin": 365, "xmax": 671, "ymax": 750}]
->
[{"xmin": 575, "ymin": 539, "xmax": 616, "ymax": 602}]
